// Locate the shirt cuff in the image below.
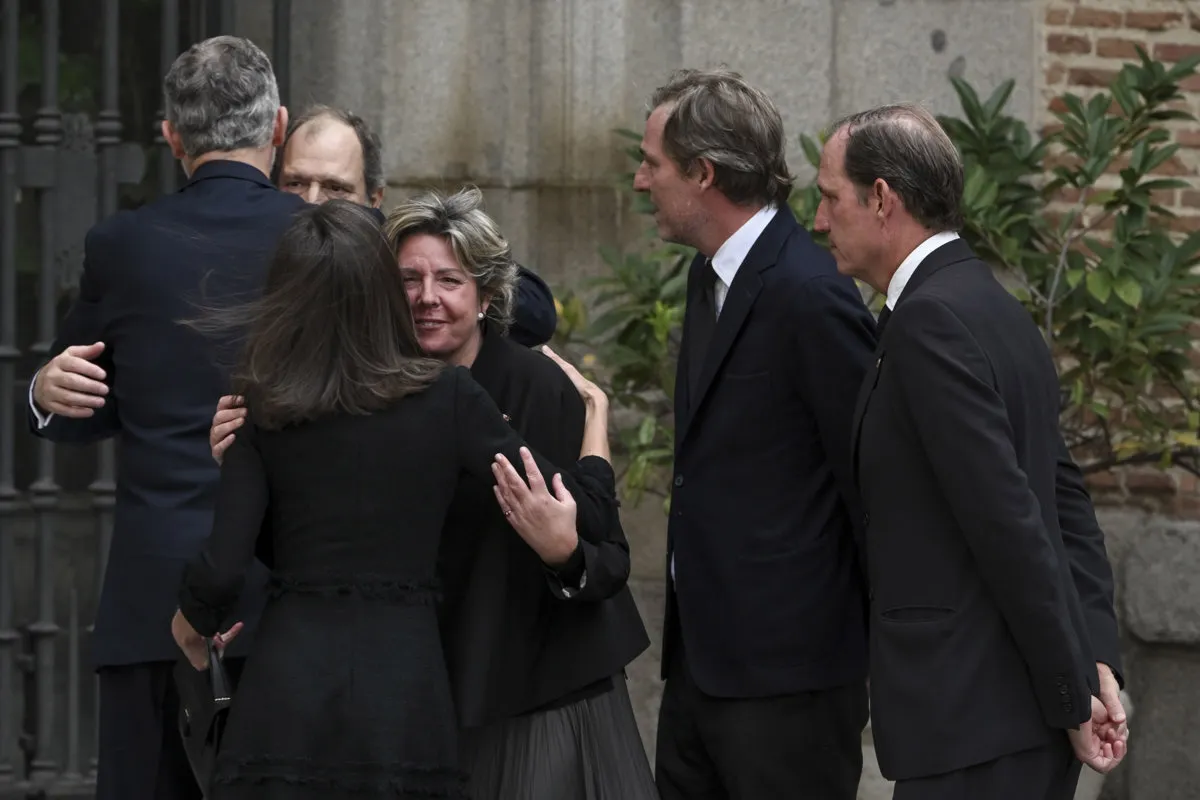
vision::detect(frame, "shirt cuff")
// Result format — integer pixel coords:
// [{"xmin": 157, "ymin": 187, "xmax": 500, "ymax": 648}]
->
[
  {"xmin": 29, "ymin": 373, "xmax": 54, "ymax": 429},
  {"xmin": 545, "ymin": 542, "xmax": 587, "ymax": 598}
]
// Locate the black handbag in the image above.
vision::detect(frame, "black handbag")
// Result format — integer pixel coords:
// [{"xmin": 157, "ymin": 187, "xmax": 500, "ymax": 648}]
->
[{"xmin": 174, "ymin": 639, "xmax": 234, "ymax": 795}]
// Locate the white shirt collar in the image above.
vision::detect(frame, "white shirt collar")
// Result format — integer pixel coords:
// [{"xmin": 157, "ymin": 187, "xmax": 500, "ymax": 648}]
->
[
  {"xmin": 886, "ymin": 231, "xmax": 960, "ymax": 309},
  {"xmin": 711, "ymin": 205, "xmax": 778, "ymax": 287}
]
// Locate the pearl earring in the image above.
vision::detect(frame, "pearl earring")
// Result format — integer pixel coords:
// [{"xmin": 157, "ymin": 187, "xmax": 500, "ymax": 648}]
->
[{"xmin": 477, "ymin": 311, "xmax": 485, "ymax": 320}]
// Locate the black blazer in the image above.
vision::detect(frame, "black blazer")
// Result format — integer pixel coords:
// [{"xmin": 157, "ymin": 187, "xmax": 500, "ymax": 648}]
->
[
  {"xmin": 438, "ymin": 326, "xmax": 649, "ymax": 728},
  {"xmin": 29, "ymin": 161, "xmax": 305, "ymax": 667},
  {"xmin": 665, "ymin": 206, "xmax": 877, "ymax": 698},
  {"xmin": 852, "ymin": 238, "xmax": 1108, "ymax": 780}
]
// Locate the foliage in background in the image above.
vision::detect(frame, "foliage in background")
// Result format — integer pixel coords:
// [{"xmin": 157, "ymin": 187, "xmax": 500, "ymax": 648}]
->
[{"xmin": 564, "ymin": 50, "xmax": 1200, "ymax": 508}]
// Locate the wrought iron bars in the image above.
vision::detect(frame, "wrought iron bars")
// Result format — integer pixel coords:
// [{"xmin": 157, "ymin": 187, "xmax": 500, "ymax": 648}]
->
[
  {"xmin": 0, "ymin": 0, "xmax": 24, "ymax": 784},
  {"xmin": 26, "ymin": 0, "xmax": 64, "ymax": 784}
]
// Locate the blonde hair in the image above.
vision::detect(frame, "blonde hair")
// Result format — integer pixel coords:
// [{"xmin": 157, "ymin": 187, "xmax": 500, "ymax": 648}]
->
[{"xmin": 383, "ymin": 187, "xmax": 518, "ymax": 332}]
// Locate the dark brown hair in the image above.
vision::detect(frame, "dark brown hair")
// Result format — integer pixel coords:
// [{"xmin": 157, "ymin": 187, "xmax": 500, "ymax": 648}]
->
[
  {"xmin": 199, "ymin": 200, "xmax": 444, "ymax": 429},
  {"xmin": 649, "ymin": 68, "xmax": 794, "ymax": 208},
  {"xmin": 830, "ymin": 104, "xmax": 964, "ymax": 232}
]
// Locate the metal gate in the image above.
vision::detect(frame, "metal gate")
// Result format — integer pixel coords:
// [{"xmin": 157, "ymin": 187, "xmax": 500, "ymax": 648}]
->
[{"xmin": 0, "ymin": 1, "xmax": 291, "ymax": 797}]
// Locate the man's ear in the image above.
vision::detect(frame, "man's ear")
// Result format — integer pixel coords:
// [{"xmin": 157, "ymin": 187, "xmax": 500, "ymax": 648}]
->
[
  {"xmin": 369, "ymin": 187, "xmax": 385, "ymax": 209},
  {"xmin": 162, "ymin": 120, "xmax": 187, "ymax": 160},
  {"xmin": 272, "ymin": 106, "xmax": 288, "ymax": 147},
  {"xmin": 695, "ymin": 158, "xmax": 717, "ymax": 190}
]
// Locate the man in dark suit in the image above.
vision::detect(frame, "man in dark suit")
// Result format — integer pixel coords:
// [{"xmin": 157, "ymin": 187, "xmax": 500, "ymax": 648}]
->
[
  {"xmin": 27, "ymin": 36, "xmax": 303, "ymax": 800},
  {"xmin": 814, "ymin": 103, "xmax": 1127, "ymax": 798},
  {"xmin": 634, "ymin": 68, "xmax": 877, "ymax": 799},
  {"xmin": 272, "ymin": 103, "xmax": 558, "ymax": 346}
]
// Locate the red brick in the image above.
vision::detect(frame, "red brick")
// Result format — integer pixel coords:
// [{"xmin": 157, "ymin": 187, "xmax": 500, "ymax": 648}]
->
[
  {"xmin": 1170, "ymin": 214, "xmax": 1200, "ymax": 233},
  {"xmin": 1125, "ymin": 11, "xmax": 1183, "ymax": 31},
  {"xmin": 1046, "ymin": 63, "xmax": 1067, "ymax": 84},
  {"xmin": 1049, "ymin": 33, "xmax": 1092, "ymax": 55},
  {"xmin": 1070, "ymin": 7, "xmax": 1123, "ymax": 28},
  {"xmin": 1181, "ymin": 74, "xmax": 1200, "ymax": 93},
  {"xmin": 1154, "ymin": 43, "xmax": 1200, "ymax": 62},
  {"xmin": 1174, "ymin": 491, "xmax": 1200, "ymax": 519},
  {"xmin": 1182, "ymin": 190, "xmax": 1200, "ymax": 208},
  {"xmin": 1126, "ymin": 467, "xmax": 1178, "ymax": 495},
  {"xmin": 1069, "ymin": 67, "xmax": 1119, "ymax": 87},
  {"xmin": 1096, "ymin": 38, "xmax": 1143, "ymax": 60},
  {"xmin": 1191, "ymin": 10, "xmax": 1200, "ymax": 33},
  {"xmin": 1152, "ymin": 189, "xmax": 1179, "ymax": 207},
  {"xmin": 1047, "ymin": 8, "xmax": 1070, "ymax": 25},
  {"xmin": 1178, "ymin": 129, "xmax": 1200, "ymax": 149},
  {"xmin": 1084, "ymin": 470, "xmax": 1122, "ymax": 490}
]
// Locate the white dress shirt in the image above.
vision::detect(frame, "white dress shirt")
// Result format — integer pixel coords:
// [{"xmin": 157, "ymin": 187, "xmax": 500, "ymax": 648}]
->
[
  {"xmin": 29, "ymin": 376, "xmax": 52, "ymax": 429},
  {"xmin": 885, "ymin": 231, "xmax": 960, "ymax": 310},
  {"xmin": 710, "ymin": 205, "xmax": 778, "ymax": 317},
  {"xmin": 672, "ymin": 204, "xmax": 778, "ymax": 582}
]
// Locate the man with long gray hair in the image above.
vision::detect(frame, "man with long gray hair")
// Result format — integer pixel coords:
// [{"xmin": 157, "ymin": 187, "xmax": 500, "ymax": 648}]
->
[
  {"xmin": 635, "ymin": 68, "xmax": 877, "ymax": 799},
  {"xmin": 26, "ymin": 36, "xmax": 301, "ymax": 799},
  {"xmin": 815, "ymin": 104, "xmax": 1127, "ymax": 798}
]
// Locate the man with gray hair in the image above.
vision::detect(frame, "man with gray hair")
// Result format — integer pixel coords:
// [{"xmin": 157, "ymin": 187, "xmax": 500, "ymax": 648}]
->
[
  {"xmin": 816, "ymin": 104, "xmax": 1127, "ymax": 798},
  {"xmin": 636, "ymin": 68, "xmax": 877, "ymax": 799},
  {"xmin": 26, "ymin": 35, "xmax": 302, "ymax": 799}
]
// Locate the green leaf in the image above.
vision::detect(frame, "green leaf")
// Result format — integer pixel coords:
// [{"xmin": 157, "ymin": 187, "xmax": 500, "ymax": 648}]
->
[
  {"xmin": 800, "ymin": 134, "xmax": 822, "ymax": 170},
  {"xmin": 1114, "ymin": 276, "xmax": 1143, "ymax": 308},
  {"xmin": 637, "ymin": 415, "xmax": 656, "ymax": 446},
  {"xmin": 1087, "ymin": 271, "xmax": 1113, "ymax": 303}
]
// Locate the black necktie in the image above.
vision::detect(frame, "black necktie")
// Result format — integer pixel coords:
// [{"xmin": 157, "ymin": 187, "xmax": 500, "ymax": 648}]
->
[
  {"xmin": 875, "ymin": 306, "xmax": 892, "ymax": 338},
  {"xmin": 687, "ymin": 260, "xmax": 718, "ymax": 400}
]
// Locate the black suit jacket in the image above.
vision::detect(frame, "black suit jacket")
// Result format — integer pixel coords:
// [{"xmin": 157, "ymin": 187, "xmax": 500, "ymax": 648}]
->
[
  {"xmin": 438, "ymin": 326, "xmax": 649, "ymax": 727},
  {"xmin": 852, "ymin": 238, "xmax": 1108, "ymax": 780},
  {"xmin": 29, "ymin": 160, "xmax": 305, "ymax": 667},
  {"xmin": 664, "ymin": 206, "xmax": 877, "ymax": 697}
]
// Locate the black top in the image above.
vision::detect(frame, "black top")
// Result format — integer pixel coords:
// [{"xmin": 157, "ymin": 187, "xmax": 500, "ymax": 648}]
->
[
  {"xmin": 29, "ymin": 160, "xmax": 305, "ymax": 667},
  {"xmin": 666, "ymin": 206, "xmax": 876, "ymax": 698},
  {"xmin": 178, "ymin": 366, "xmax": 619, "ymax": 795},
  {"xmin": 852, "ymin": 238, "xmax": 1105, "ymax": 780},
  {"xmin": 438, "ymin": 325, "xmax": 650, "ymax": 728}
]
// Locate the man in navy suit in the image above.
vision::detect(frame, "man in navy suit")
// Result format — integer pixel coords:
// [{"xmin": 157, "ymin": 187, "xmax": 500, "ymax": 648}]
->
[
  {"xmin": 271, "ymin": 103, "xmax": 558, "ymax": 346},
  {"xmin": 635, "ymin": 68, "xmax": 877, "ymax": 799},
  {"xmin": 28, "ymin": 36, "xmax": 302, "ymax": 800}
]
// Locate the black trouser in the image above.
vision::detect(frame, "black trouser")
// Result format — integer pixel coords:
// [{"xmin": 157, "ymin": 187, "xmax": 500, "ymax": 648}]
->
[
  {"xmin": 892, "ymin": 738, "xmax": 1081, "ymax": 800},
  {"xmin": 654, "ymin": 629, "xmax": 869, "ymax": 800}
]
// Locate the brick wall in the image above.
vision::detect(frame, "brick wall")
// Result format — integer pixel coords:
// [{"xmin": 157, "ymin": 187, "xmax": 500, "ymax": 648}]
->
[{"xmin": 1040, "ymin": 0, "xmax": 1200, "ymax": 516}]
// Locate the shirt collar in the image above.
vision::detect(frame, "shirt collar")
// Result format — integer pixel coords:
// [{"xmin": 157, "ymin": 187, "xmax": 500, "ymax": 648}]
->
[
  {"xmin": 711, "ymin": 205, "xmax": 778, "ymax": 287},
  {"xmin": 886, "ymin": 231, "xmax": 960, "ymax": 309}
]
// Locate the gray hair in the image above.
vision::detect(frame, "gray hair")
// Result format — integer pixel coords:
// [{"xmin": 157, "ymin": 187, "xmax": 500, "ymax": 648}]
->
[
  {"xmin": 163, "ymin": 36, "xmax": 279, "ymax": 159},
  {"xmin": 382, "ymin": 187, "xmax": 518, "ymax": 333},
  {"xmin": 830, "ymin": 104, "xmax": 964, "ymax": 232},
  {"xmin": 281, "ymin": 104, "xmax": 385, "ymax": 196},
  {"xmin": 649, "ymin": 68, "xmax": 794, "ymax": 208}
]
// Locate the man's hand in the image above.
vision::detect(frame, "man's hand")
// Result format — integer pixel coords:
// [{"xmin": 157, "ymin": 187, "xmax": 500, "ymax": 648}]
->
[
  {"xmin": 210, "ymin": 395, "xmax": 246, "ymax": 465},
  {"xmin": 1068, "ymin": 696, "xmax": 1121, "ymax": 773},
  {"xmin": 33, "ymin": 342, "xmax": 109, "ymax": 417},
  {"xmin": 1094, "ymin": 662, "xmax": 1129, "ymax": 756}
]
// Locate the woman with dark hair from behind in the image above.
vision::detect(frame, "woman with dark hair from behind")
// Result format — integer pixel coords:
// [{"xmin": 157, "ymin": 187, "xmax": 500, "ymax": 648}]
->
[{"xmin": 169, "ymin": 200, "xmax": 619, "ymax": 800}]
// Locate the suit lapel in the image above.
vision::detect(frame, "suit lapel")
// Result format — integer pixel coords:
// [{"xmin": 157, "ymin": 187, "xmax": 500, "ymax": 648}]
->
[
  {"xmin": 849, "ymin": 237, "xmax": 978, "ymax": 485},
  {"xmin": 676, "ymin": 209, "xmax": 797, "ymax": 446}
]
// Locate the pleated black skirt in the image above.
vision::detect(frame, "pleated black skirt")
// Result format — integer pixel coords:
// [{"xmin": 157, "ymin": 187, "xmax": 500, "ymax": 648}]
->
[{"xmin": 459, "ymin": 674, "xmax": 659, "ymax": 800}]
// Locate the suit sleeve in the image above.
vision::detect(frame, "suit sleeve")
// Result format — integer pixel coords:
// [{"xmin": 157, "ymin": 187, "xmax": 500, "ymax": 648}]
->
[
  {"xmin": 509, "ymin": 265, "xmax": 558, "ymax": 347},
  {"xmin": 890, "ymin": 298, "xmax": 1091, "ymax": 729},
  {"xmin": 452, "ymin": 367, "xmax": 617, "ymax": 550},
  {"xmin": 178, "ymin": 420, "xmax": 268, "ymax": 637},
  {"xmin": 791, "ymin": 275, "xmax": 876, "ymax": 563},
  {"xmin": 28, "ymin": 226, "xmax": 121, "ymax": 444},
  {"xmin": 1056, "ymin": 437, "xmax": 1123, "ymax": 685},
  {"xmin": 544, "ymin": 381, "xmax": 631, "ymax": 602}
]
